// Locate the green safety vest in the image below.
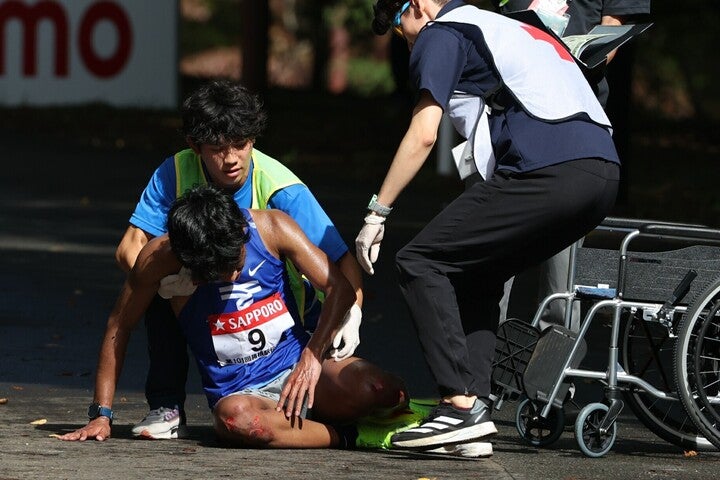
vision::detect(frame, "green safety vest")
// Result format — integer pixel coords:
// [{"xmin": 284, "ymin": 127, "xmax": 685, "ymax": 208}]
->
[{"xmin": 173, "ymin": 148, "xmax": 316, "ymax": 320}]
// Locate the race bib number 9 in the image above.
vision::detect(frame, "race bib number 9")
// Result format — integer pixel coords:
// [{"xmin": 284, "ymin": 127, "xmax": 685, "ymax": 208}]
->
[{"xmin": 208, "ymin": 292, "xmax": 295, "ymax": 366}]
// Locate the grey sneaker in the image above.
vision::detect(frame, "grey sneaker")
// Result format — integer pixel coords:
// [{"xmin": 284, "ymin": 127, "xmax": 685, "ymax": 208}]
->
[
  {"xmin": 391, "ymin": 399, "xmax": 497, "ymax": 448},
  {"xmin": 424, "ymin": 441, "xmax": 493, "ymax": 458},
  {"xmin": 131, "ymin": 407, "xmax": 188, "ymax": 440}
]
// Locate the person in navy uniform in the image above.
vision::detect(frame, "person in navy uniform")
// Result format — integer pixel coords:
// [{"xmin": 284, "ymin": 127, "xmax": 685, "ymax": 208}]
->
[{"xmin": 356, "ymin": 0, "xmax": 620, "ymax": 453}]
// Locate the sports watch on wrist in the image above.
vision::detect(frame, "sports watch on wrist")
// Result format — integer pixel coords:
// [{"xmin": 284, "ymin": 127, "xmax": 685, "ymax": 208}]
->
[
  {"xmin": 87, "ymin": 402, "xmax": 114, "ymax": 424},
  {"xmin": 367, "ymin": 194, "xmax": 393, "ymax": 217}
]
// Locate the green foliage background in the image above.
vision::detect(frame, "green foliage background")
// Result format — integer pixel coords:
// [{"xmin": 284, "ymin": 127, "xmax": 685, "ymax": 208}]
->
[
  {"xmin": 632, "ymin": 1, "xmax": 719, "ymax": 120},
  {"xmin": 184, "ymin": 0, "xmax": 718, "ymax": 121},
  {"xmin": 2, "ymin": 1, "xmax": 717, "ymax": 226}
]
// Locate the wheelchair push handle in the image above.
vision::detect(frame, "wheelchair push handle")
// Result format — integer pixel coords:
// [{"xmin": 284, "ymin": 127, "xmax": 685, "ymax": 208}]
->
[
  {"xmin": 656, "ymin": 269, "xmax": 697, "ymax": 323},
  {"xmin": 667, "ymin": 269, "xmax": 698, "ymax": 307}
]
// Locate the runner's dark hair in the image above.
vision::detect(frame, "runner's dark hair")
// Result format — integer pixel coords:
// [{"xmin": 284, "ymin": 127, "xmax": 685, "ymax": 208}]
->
[{"xmin": 168, "ymin": 184, "xmax": 250, "ymax": 283}]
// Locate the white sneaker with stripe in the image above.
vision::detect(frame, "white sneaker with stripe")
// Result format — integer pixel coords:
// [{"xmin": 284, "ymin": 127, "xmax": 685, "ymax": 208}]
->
[
  {"xmin": 390, "ymin": 399, "xmax": 497, "ymax": 448},
  {"xmin": 425, "ymin": 441, "xmax": 493, "ymax": 458}
]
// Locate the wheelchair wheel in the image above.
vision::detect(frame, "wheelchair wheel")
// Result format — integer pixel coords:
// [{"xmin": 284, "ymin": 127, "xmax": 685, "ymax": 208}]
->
[
  {"xmin": 574, "ymin": 402, "xmax": 616, "ymax": 458},
  {"xmin": 621, "ymin": 312, "xmax": 715, "ymax": 450},
  {"xmin": 693, "ymin": 306, "xmax": 720, "ymax": 425},
  {"xmin": 515, "ymin": 397, "xmax": 564, "ymax": 447},
  {"xmin": 674, "ymin": 277, "xmax": 720, "ymax": 450}
]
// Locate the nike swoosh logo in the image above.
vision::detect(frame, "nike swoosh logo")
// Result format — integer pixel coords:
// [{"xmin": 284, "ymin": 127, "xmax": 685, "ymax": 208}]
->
[{"xmin": 248, "ymin": 260, "xmax": 266, "ymax": 277}]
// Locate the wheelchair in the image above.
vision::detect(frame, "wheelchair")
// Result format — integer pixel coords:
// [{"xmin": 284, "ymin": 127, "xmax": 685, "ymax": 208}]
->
[{"xmin": 492, "ymin": 217, "xmax": 720, "ymax": 457}]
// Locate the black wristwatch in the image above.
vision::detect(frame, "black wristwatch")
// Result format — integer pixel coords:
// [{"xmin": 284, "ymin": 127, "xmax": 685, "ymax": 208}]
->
[{"xmin": 88, "ymin": 402, "xmax": 114, "ymax": 424}]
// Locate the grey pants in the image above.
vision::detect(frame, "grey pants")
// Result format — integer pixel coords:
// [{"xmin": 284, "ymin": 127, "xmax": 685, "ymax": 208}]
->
[{"xmin": 500, "ymin": 244, "xmax": 582, "ymax": 332}]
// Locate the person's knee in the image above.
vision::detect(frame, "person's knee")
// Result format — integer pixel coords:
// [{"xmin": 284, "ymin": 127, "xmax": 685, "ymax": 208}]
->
[
  {"xmin": 350, "ymin": 365, "xmax": 409, "ymax": 414},
  {"xmin": 371, "ymin": 372, "xmax": 408, "ymax": 407},
  {"xmin": 395, "ymin": 245, "xmax": 425, "ymax": 280},
  {"xmin": 395, "ymin": 246, "xmax": 411, "ymax": 274},
  {"xmin": 214, "ymin": 396, "xmax": 276, "ymax": 447}
]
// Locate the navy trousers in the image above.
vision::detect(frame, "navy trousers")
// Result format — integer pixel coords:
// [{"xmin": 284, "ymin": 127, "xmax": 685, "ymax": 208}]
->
[
  {"xmin": 396, "ymin": 158, "xmax": 619, "ymax": 398},
  {"xmin": 144, "ymin": 295, "xmax": 189, "ymax": 412}
]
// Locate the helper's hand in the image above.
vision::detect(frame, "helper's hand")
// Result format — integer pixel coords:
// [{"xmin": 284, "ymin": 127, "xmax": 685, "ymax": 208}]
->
[
  {"xmin": 355, "ymin": 214, "xmax": 385, "ymax": 275},
  {"xmin": 57, "ymin": 418, "xmax": 111, "ymax": 442},
  {"xmin": 330, "ymin": 304, "xmax": 362, "ymax": 361},
  {"xmin": 158, "ymin": 267, "xmax": 196, "ymax": 299},
  {"xmin": 277, "ymin": 349, "xmax": 322, "ymax": 418}
]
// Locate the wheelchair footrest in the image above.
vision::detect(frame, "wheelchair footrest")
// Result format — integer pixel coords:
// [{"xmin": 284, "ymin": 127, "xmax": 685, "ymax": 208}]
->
[
  {"xmin": 523, "ymin": 325, "xmax": 587, "ymax": 409},
  {"xmin": 492, "ymin": 318, "xmax": 541, "ymax": 397}
]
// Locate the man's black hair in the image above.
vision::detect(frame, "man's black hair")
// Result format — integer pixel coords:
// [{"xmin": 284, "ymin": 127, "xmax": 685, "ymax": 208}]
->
[
  {"xmin": 181, "ymin": 80, "xmax": 268, "ymax": 147},
  {"xmin": 168, "ymin": 184, "xmax": 250, "ymax": 284}
]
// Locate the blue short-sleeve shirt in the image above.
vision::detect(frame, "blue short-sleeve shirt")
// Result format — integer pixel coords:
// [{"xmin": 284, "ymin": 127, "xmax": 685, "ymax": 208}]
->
[{"xmin": 130, "ymin": 154, "xmax": 349, "ymax": 263}]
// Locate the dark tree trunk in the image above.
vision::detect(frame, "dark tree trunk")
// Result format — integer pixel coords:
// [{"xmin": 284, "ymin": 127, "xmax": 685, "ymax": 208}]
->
[{"xmin": 241, "ymin": 0, "xmax": 269, "ymax": 94}]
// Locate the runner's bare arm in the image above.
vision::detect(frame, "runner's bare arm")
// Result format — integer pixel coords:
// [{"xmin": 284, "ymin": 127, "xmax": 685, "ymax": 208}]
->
[
  {"xmin": 115, "ymin": 225, "xmax": 154, "ymax": 273},
  {"xmin": 251, "ymin": 209, "xmax": 356, "ymax": 417},
  {"xmin": 60, "ymin": 238, "xmax": 181, "ymax": 441}
]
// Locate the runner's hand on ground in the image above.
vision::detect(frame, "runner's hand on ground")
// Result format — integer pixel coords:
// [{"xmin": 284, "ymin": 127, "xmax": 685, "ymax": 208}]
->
[{"xmin": 58, "ymin": 418, "xmax": 111, "ymax": 442}]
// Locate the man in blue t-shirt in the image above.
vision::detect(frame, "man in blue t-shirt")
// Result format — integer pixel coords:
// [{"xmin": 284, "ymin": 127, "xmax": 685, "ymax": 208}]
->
[
  {"xmin": 356, "ymin": 0, "xmax": 620, "ymax": 454},
  {"xmin": 115, "ymin": 80, "xmax": 364, "ymax": 440}
]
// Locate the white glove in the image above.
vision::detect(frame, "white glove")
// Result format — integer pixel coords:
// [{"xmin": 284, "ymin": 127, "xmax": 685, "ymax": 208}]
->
[
  {"xmin": 331, "ymin": 304, "xmax": 362, "ymax": 361},
  {"xmin": 158, "ymin": 267, "xmax": 197, "ymax": 299},
  {"xmin": 355, "ymin": 214, "xmax": 385, "ymax": 275}
]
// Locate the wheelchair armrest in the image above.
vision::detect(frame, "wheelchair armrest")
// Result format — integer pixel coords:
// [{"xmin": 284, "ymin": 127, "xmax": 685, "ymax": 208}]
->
[
  {"xmin": 600, "ymin": 216, "xmax": 706, "ymax": 231},
  {"xmin": 640, "ymin": 224, "xmax": 720, "ymax": 243},
  {"xmin": 591, "ymin": 217, "xmax": 716, "ymax": 248}
]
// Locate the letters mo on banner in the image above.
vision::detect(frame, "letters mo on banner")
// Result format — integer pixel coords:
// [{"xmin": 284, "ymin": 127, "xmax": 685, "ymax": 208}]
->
[{"xmin": 0, "ymin": 0, "xmax": 177, "ymax": 108}]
